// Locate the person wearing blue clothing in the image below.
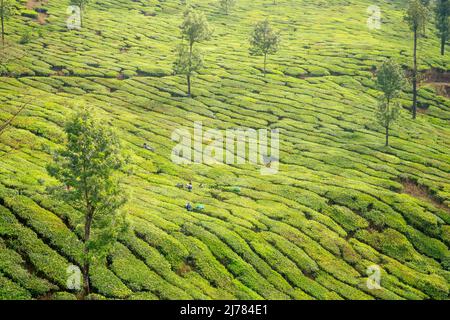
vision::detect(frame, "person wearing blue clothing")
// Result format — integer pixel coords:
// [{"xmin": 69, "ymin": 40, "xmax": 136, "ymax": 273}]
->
[{"xmin": 185, "ymin": 202, "xmax": 193, "ymax": 211}]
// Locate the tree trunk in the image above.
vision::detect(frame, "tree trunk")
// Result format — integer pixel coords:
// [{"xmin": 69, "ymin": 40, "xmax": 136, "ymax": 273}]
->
[
  {"xmin": 80, "ymin": 8, "xmax": 83, "ymax": 28},
  {"xmin": 385, "ymin": 125, "xmax": 389, "ymax": 147},
  {"xmin": 187, "ymin": 74, "xmax": 191, "ymax": 96},
  {"xmin": 188, "ymin": 43, "xmax": 193, "ymax": 96},
  {"xmin": 412, "ymin": 29, "xmax": 417, "ymax": 119},
  {"xmin": 1, "ymin": 17, "xmax": 4, "ymax": 47},
  {"xmin": 82, "ymin": 211, "xmax": 93, "ymax": 299},
  {"xmin": 385, "ymin": 98, "xmax": 390, "ymax": 147},
  {"xmin": 1, "ymin": 3, "xmax": 5, "ymax": 47},
  {"xmin": 82, "ymin": 259, "xmax": 90, "ymax": 298},
  {"xmin": 441, "ymin": 34, "xmax": 445, "ymax": 55},
  {"xmin": 263, "ymin": 53, "xmax": 267, "ymax": 77}
]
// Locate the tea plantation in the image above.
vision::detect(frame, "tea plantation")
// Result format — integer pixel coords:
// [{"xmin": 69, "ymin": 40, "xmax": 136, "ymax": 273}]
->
[{"xmin": 0, "ymin": 0, "xmax": 449, "ymax": 300}]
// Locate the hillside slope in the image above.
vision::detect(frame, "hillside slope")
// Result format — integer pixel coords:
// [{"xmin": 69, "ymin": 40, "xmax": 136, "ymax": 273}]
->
[{"xmin": 0, "ymin": 0, "xmax": 449, "ymax": 300}]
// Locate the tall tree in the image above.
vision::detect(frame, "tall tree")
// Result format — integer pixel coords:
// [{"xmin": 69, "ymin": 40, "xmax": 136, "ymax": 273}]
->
[
  {"xmin": 435, "ymin": 0, "xmax": 450, "ymax": 55},
  {"xmin": 47, "ymin": 108, "xmax": 128, "ymax": 298},
  {"xmin": 249, "ymin": 19, "xmax": 280, "ymax": 77},
  {"xmin": 375, "ymin": 59, "xmax": 405, "ymax": 146},
  {"xmin": 404, "ymin": 0, "xmax": 429, "ymax": 119},
  {"xmin": 70, "ymin": 0, "xmax": 90, "ymax": 27},
  {"xmin": 173, "ymin": 44, "xmax": 203, "ymax": 96},
  {"xmin": 219, "ymin": 0, "xmax": 236, "ymax": 15},
  {"xmin": 174, "ymin": 7, "xmax": 212, "ymax": 96},
  {"xmin": 180, "ymin": 7, "xmax": 212, "ymax": 54},
  {"xmin": 0, "ymin": 0, "xmax": 15, "ymax": 46}
]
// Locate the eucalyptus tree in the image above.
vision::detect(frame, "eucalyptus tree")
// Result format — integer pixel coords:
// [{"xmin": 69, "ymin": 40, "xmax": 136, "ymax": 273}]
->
[
  {"xmin": 404, "ymin": 0, "xmax": 430, "ymax": 119},
  {"xmin": 435, "ymin": 0, "xmax": 449, "ymax": 55}
]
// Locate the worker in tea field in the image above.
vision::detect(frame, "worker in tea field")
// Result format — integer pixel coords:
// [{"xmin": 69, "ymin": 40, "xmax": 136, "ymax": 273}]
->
[
  {"xmin": 195, "ymin": 204, "xmax": 205, "ymax": 211},
  {"xmin": 143, "ymin": 142, "xmax": 154, "ymax": 151}
]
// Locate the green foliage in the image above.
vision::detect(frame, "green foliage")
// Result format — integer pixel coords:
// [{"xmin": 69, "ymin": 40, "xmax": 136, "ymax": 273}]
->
[
  {"xmin": 219, "ymin": 0, "xmax": 236, "ymax": 15},
  {"xmin": 0, "ymin": 205, "xmax": 70, "ymax": 288},
  {"xmin": 19, "ymin": 30, "xmax": 33, "ymax": 45},
  {"xmin": 404, "ymin": 0, "xmax": 430, "ymax": 119},
  {"xmin": 180, "ymin": 7, "xmax": 213, "ymax": 47},
  {"xmin": 173, "ymin": 44, "xmax": 203, "ymax": 78},
  {"xmin": 0, "ymin": 0, "xmax": 15, "ymax": 20},
  {"xmin": 19, "ymin": 9, "xmax": 37, "ymax": 19},
  {"xmin": 327, "ymin": 205, "xmax": 369, "ymax": 233},
  {"xmin": 0, "ymin": 241, "xmax": 56, "ymax": 295},
  {"xmin": 175, "ymin": 7, "xmax": 212, "ymax": 95},
  {"xmin": 48, "ymin": 108, "xmax": 128, "ymax": 259},
  {"xmin": 47, "ymin": 107, "xmax": 128, "ymax": 296},
  {"xmin": 0, "ymin": 186, "xmax": 84, "ymax": 263},
  {"xmin": 89, "ymin": 263, "xmax": 132, "ymax": 298},
  {"xmin": 377, "ymin": 98, "xmax": 399, "ymax": 145},
  {"xmin": 51, "ymin": 291, "xmax": 78, "ymax": 300},
  {"xmin": 0, "ymin": 0, "xmax": 448, "ymax": 301},
  {"xmin": 404, "ymin": 0, "xmax": 430, "ymax": 33},
  {"xmin": 359, "ymin": 228, "xmax": 418, "ymax": 262},
  {"xmin": 0, "ymin": 0, "xmax": 16, "ymax": 45},
  {"xmin": 110, "ymin": 243, "xmax": 192, "ymax": 299},
  {"xmin": 249, "ymin": 19, "xmax": 280, "ymax": 76},
  {"xmin": 375, "ymin": 59, "xmax": 405, "ymax": 146},
  {"xmin": 435, "ymin": 0, "xmax": 450, "ymax": 54},
  {"xmin": 70, "ymin": 0, "xmax": 90, "ymax": 10},
  {"xmin": 69, "ymin": 0, "xmax": 90, "ymax": 27},
  {"xmin": 376, "ymin": 59, "xmax": 405, "ymax": 101},
  {"xmin": 0, "ymin": 274, "xmax": 31, "ymax": 300}
]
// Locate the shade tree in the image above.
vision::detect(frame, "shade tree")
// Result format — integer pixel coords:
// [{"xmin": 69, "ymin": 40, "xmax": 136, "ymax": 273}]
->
[
  {"xmin": 375, "ymin": 59, "xmax": 405, "ymax": 147},
  {"xmin": 249, "ymin": 19, "xmax": 280, "ymax": 77},
  {"xmin": 47, "ymin": 108, "xmax": 128, "ymax": 298},
  {"xmin": 173, "ymin": 8, "xmax": 212, "ymax": 96},
  {"xmin": 404, "ymin": 0, "xmax": 430, "ymax": 119}
]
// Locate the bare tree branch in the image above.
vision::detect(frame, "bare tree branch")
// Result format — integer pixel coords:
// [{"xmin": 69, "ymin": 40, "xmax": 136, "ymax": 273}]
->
[{"xmin": 0, "ymin": 96, "xmax": 34, "ymax": 158}]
